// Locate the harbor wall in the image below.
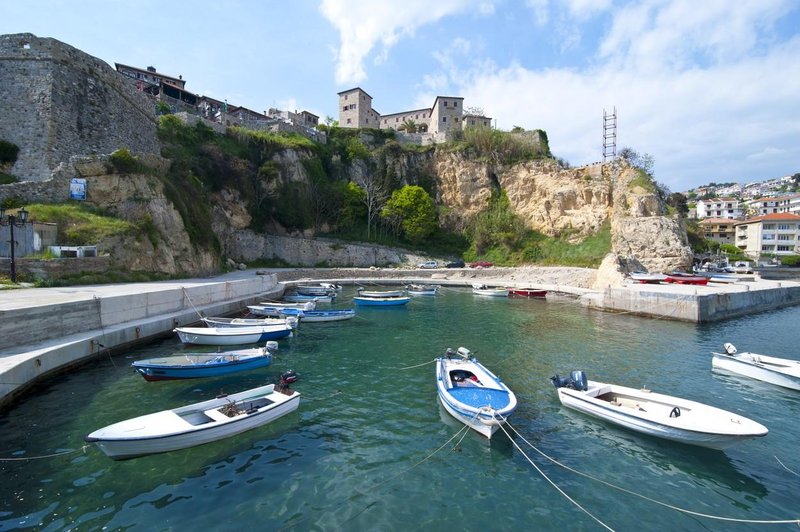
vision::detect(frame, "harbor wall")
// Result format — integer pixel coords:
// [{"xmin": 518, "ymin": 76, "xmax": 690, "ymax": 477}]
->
[{"xmin": 0, "ymin": 274, "xmax": 282, "ymax": 408}]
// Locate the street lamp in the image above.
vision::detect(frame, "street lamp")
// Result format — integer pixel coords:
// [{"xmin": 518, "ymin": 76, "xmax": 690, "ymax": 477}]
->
[{"xmin": 0, "ymin": 206, "xmax": 29, "ymax": 283}]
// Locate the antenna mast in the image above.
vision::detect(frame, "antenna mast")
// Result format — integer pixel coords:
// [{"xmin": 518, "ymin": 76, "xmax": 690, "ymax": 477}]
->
[{"xmin": 603, "ymin": 107, "xmax": 617, "ymax": 162}]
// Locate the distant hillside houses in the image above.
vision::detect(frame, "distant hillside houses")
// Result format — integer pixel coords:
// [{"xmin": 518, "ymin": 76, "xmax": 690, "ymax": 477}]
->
[
  {"xmin": 114, "ymin": 63, "xmax": 325, "ymax": 143},
  {"xmin": 337, "ymin": 87, "xmax": 491, "ymax": 144}
]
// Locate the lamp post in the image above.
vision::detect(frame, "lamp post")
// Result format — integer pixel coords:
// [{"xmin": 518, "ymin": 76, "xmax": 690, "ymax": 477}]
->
[{"xmin": 0, "ymin": 206, "xmax": 29, "ymax": 283}]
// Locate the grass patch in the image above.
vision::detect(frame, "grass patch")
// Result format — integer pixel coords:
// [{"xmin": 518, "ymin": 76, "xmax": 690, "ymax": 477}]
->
[
  {"xmin": 628, "ymin": 169, "xmax": 656, "ymax": 193},
  {"xmin": 34, "ymin": 270, "xmax": 173, "ymax": 287},
  {"xmin": 26, "ymin": 203, "xmax": 136, "ymax": 245}
]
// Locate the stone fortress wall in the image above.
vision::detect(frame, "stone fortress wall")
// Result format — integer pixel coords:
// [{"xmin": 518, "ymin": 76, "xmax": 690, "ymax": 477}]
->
[{"xmin": 0, "ymin": 33, "xmax": 160, "ymax": 182}]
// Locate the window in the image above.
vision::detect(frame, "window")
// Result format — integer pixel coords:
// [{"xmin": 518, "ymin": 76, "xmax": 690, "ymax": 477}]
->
[
  {"xmin": 343, "ymin": 106, "xmax": 348, "ymax": 111},
  {"xmin": 763, "ymin": 234, "xmax": 775, "ymax": 240},
  {"xmin": 442, "ymin": 117, "xmax": 447, "ymax": 122},
  {"xmin": 761, "ymin": 245, "xmax": 775, "ymax": 251},
  {"xmin": 443, "ymin": 101, "xmax": 448, "ymax": 107},
  {"xmin": 777, "ymin": 245, "xmax": 793, "ymax": 251},
  {"xmin": 778, "ymin": 224, "xmax": 792, "ymax": 230},
  {"xmin": 346, "ymin": 118, "xmax": 351, "ymax": 124},
  {"xmin": 764, "ymin": 224, "xmax": 775, "ymax": 230},
  {"xmin": 454, "ymin": 102, "xmax": 458, "ymax": 107},
  {"xmin": 778, "ymin": 234, "xmax": 793, "ymax": 240},
  {"xmin": 345, "ymin": 94, "xmax": 348, "ymax": 100}
]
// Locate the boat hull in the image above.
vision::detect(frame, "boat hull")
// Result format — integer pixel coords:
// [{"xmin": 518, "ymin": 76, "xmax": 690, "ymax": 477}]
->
[
  {"xmin": 357, "ymin": 289, "xmax": 407, "ymax": 298},
  {"xmin": 283, "ymin": 294, "xmax": 335, "ymax": 303},
  {"xmin": 472, "ymin": 288, "xmax": 508, "ymax": 297},
  {"xmin": 435, "ymin": 352, "xmax": 516, "ymax": 439},
  {"xmin": 556, "ymin": 380, "xmax": 768, "ymax": 450},
  {"xmin": 132, "ymin": 351, "xmax": 272, "ymax": 381},
  {"xmin": 508, "ymin": 288, "xmax": 547, "ymax": 298},
  {"xmin": 712, "ymin": 353, "xmax": 800, "ymax": 391},
  {"xmin": 86, "ymin": 384, "xmax": 301, "ymax": 460},
  {"xmin": 298, "ymin": 309, "xmax": 356, "ymax": 322}
]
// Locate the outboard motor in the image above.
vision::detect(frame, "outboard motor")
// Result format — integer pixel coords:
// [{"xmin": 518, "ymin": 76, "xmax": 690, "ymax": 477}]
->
[
  {"xmin": 266, "ymin": 341, "xmax": 279, "ymax": 353},
  {"xmin": 570, "ymin": 370, "xmax": 588, "ymax": 391},
  {"xmin": 723, "ymin": 342, "xmax": 737, "ymax": 355},
  {"xmin": 550, "ymin": 370, "xmax": 588, "ymax": 391},
  {"xmin": 280, "ymin": 370, "xmax": 298, "ymax": 384}
]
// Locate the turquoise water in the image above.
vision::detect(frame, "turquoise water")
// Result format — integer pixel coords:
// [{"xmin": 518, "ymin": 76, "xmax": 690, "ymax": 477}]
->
[{"xmin": 1, "ymin": 287, "xmax": 799, "ymax": 530}]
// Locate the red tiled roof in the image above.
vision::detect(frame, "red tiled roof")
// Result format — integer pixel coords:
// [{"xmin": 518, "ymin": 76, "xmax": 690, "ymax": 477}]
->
[
  {"xmin": 699, "ymin": 218, "xmax": 736, "ymax": 225},
  {"xmin": 735, "ymin": 212, "xmax": 800, "ymax": 225}
]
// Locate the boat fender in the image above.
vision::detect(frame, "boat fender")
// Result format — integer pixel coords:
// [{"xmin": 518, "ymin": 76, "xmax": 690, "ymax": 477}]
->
[{"xmin": 723, "ymin": 342, "xmax": 737, "ymax": 355}]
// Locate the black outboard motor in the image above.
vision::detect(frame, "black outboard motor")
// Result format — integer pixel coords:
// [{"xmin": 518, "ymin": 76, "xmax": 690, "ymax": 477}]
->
[
  {"xmin": 280, "ymin": 370, "xmax": 298, "ymax": 384},
  {"xmin": 550, "ymin": 370, "xmax": 588, "ymax": 391}
]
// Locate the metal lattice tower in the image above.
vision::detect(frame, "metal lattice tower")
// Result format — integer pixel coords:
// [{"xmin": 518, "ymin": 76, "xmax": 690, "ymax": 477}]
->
[{"xmin": 603, "ymin": 107, "xmax": 617, "ymax": 162}]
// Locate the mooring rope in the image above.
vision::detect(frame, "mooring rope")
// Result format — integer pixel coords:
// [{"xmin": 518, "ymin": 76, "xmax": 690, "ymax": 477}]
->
[
  {"xmin": 775, "ymin": 456, "xmax": 799, "ymax": 477},
  {"xmin": 394, "ymin": 359, "xmax": 437, "ymax": 370},
  {"xmin": 0, "ymin": 446, "xmax": 89, "ymax": 461},
  {"xmin": 496, "ymin": 418, "xmax": 615, "ymax": 531},
  {"xmin": 181, "ymin": 286, "xmax": 204, "ymax": 319},
  {"xmin": 503, "ymin": 420, "xmax": 800, "ymax": 526}
]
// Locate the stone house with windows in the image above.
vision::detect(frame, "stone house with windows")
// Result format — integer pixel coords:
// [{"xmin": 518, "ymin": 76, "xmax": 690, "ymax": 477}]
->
[
  {"xmin": 734, "ymin": 212, "xmax": 800, "ymax": 260},
  {"xmin": 337, "ymin": 87, "xmax": 489, "ymax": 137},
  {"xmin": 698, "ymin": 218, "xmax": 736, "ymax": 246}
]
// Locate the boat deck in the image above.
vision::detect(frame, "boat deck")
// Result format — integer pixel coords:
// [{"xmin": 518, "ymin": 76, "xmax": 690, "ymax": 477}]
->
[{"xmin": 448, "ymin": 387, "xmax": 510, "ymax": 410}]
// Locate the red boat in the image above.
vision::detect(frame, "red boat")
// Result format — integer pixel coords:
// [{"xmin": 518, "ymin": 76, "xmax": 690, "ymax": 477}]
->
[
  {"xmin": 508, "ymin": 288, "xmax": 548, "ymax": 298},
  {"xmin": 664, "ymin": 273, "xmax": 708, "ymax": 286}
]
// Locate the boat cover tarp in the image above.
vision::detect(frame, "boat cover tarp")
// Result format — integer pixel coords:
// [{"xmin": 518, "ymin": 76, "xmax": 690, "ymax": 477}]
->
[{"xmin": 448, "ymin": 387, "xmax": 510, "ymax": 410}]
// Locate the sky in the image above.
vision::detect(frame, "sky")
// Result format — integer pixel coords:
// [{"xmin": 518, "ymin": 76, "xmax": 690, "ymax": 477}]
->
[{"xmin": 3, "ymin": 0, "xmax": 799, "ymax": 193}]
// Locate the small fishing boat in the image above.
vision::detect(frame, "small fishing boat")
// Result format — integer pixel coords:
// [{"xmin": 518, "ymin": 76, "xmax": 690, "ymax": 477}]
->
[
  {"xmin": 357, "ymin": 287, "xmax": 407, "ymax": 298},
  {"xmin": 550, "ymin": 371, "xmax": 768, "ymax": 450},
  {"xmin": 712, "ymin": 343, "xmax": 800, "ymax": 391},
  {"xmin": 508, "ymin": 288, "xmax": 547, "ymax": 298},
  {"xmin": 294, "ymin": 285, "xmax": 337, "ymax": 297},
  {"xmin": 295, "ymin": 309, "xmax": 356, "ymax": 322},
  {"xmin": 664, "ymin": 272, "xmax": 709, "ymax": 285},
  {"xmin": 471, "ymin": 283, "xmax": 508, "ymax": 297},
  {"xmin": 627, "ymin": 271, "xmax": 668, "ymax": 284},
  {"xmin": 436, "ymin": 347, "xmax": 517, "ymax": 438},
  {"xmin": 174, "ymin": 324, "xmax": 292, "ymax": 345},
  {"xmin": 406, "ymin": 284, "xmax": 440, "ymax": 295},
  {"xmin": 353, "ymin": 295, "xmax": 411, "ymax": 306},
  {"xmin": 248, "ymin": 301, "xmax": 315, "ymax": 316},
  {"xmin": 283, "ymin": 293, "xmax": 336, "ymax": 303},
  {"xmin": 202, "ymin": 316, "xmax": 298, "ymax": 329},
  {"xmin": 320, "ymin": 282, "xmax": 343, "ymax": 292},
  {"xmin": 132, "ymin": 342, "xmax": 278, "ymax": 381},
  {"xmin": 86, "ymin": 379, "xmax": 301, "ymax": 460}
]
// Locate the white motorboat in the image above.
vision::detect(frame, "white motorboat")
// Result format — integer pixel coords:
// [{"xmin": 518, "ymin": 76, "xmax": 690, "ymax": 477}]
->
[
  {"xmin": 86, "ymin": 382, "xmax": 300, "ymax": 459},
  {"xmin": 471, "ymin": 283, "xmax": 508, "ymax": 297},
  {"xmin": 627, "ymin": 271, "xmax": 668, "ymax": 284},
  {"xmin": 202, "ymin": 316, "xmax": 298, "ymax": 329},
  {"xmin": 357, "ymin": 287, "xmax": 407, "ymax": 298},
  {"xmin": 406, "ymin": 284, "xmax": 440, "ymax": 295},
  {"xmin": 436, "ymin": 347, "xmax": 517, "ymax": 439},
  {"xmin": 712, "ymin": 343, "xmax": 800, "ymax": 391},
  {"xmin": 247, "ymin": 301, "xmax": 315, "ymax": 316},
  {"xmin": 174, "ymin": 324, "xmax": 292, "ymax": 345},
  {"xmin": 550, "ymin": 371, "xmax": 768, "ymax": 450},
  {"xmin": 294, "ymin": 309, "xmax": 356, "ymax": 322}
]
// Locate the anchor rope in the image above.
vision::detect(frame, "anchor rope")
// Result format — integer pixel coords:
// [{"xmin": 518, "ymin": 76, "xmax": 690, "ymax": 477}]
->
[
  {"xmin": 0, "ymin": 445, "xmax": 89, "ymax": 461},
  {"xmin": 503, "ymin": 420, "xmax": 800, "ymax": 525},
  {"xmin": 495, "ymin": 417, "xmax": 614, "ymax": 531},
  {"xmin": 775, "ymin": 456, "xmax": 799, "ymax": 477}
]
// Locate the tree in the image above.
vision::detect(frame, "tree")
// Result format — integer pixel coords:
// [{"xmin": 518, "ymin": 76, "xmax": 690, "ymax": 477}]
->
[
  {"xmin": 399, "ymin": 120, "xmax": 418, "ymax": 133},
  {"xmin": 667, "ymin": 192, "xmax": 689, "ymax": 216},
  {"xmin": 618, "ymin": 147, "xmax": 655, "ymax": 176},
  {"xmin": 380, "ymin": 185, "xmax": 437, "ymax": 243},
  {"xmin": 352, "ymin": 170, "xmax": 391, "ymax": 239}
]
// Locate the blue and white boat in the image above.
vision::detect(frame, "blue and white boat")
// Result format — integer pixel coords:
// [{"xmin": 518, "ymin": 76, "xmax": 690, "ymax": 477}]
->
[
  {"xmin": 132, "ymin": 342, "xmax": 278, "ymax": 382},
  {"xmin": 247, "ymin": 301, "xmax": 314, "ymax": 317},
  {"xmin": 292, "ymin": 309, "xmax": 356, "ymax": 322},
  {"xmin": 202, "ymin": 316, "xmax": 298, "ymax": 329},
  {"xmin": 435, "ymin": 347, "xmax": 517, "ymax": 438},
  {"xmin": 353, "ymin": 295, "xmax": 411, "ymax": 307},
  {"xmin": 357, "ymin": 287, "xmax": 407, "ymax": 298},
  {"xmin": 174, "ymin": 324, "xmax": 292, "ymax": 345},
  {"xmin": 283, "ymin": 293, "xmax": 336, "ymax": 303}
]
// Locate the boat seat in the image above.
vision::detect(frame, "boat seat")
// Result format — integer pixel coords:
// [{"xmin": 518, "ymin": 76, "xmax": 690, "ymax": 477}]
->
[{"xmin": 204, "ymin": 408, "xmax": 235, "ymax": 422}]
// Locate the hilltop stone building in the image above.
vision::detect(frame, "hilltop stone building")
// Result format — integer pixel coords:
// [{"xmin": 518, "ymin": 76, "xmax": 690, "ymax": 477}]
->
[{"xmin": 337, "ymin": 87, "xmax": 491, "ymax": 140}]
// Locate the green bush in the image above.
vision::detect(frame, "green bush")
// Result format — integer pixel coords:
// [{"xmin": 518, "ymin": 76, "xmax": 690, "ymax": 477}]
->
[
  {"xmin": 0, "ymin": 140, "xmax": 20, "ymax": 164},
  {"xmin": 108, "ymin": 148, "xmax": 142, "ymax": 173},
  {"xmin": 780, "ymin": 255, "xmax": 800, "ymax": 267}
]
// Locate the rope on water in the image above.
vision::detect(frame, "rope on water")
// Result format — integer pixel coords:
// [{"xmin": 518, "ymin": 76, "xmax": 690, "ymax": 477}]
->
[
  {"xmin": 496, "ymin": 417, "xmax": 614, "ymax": 531},
  {"xmin": 393, "ymin": 359, "xmax": 437, "ymax": 370},
  {"xmin": 301, "ymin": 390, "xmax": 343, "ymax": 402},
  {"xmin": 775, "ymin": 456, "xmax": 799, "ymax": 477},
  {"xmin": 0, "ymin": 446, "xmax": 89, "ymax": 461},
  {"xmin": 503, "ymin": 421, "xmax": 800, "ymax": 526}
]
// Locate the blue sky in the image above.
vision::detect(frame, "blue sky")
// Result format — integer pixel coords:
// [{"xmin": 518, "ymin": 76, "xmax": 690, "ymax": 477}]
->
[{"xmin": 3, "ymin": 0, "xmax": 799, "ymax": 192}]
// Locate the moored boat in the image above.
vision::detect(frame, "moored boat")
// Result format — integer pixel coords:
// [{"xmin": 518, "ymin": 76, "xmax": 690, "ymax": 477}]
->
[
  {"xmin": 436, "ymin": 347, "xmax": 517, "ymax": 438},
  {"xmin": 248, "ymin": 301, "xmax": 315, "ymax": 316},
  {"xmin": 712, "ymin": 343, "xmax": 800, "ymax": 391},
  {"xmin": 471, "ymin": 283, "xmax": 508, "ymax": 297},
  {"xmin": 132, "ymin": 342, "xmax": 278, "ymax": 381},
  {"xmin": 507, "ymin": 287, "xmax": 547, "ymax": 298},
  {"xmin": 550, "ymin": 371, "xmax": 768, "ymax": 450},
  {"xmin": 357, "ymin": 287, "xmax": 407, "ymax": 298},
  {"xmin": 353, "ymin": 295, "xmax": 411, "ymax": 306},
  {"xmin": 202, "ymin": 316, "xmax": 297, "ymax": 329},
  {"xmin": 86, "ymin": 380, "xmax": 301, "ymax": 460},
  {"xmin": 664, "ymin": 272, "xmax": 709, "ymax": 285},
  {"xmin": 406, "ymin": 284, "xmax": 440, "ymax": 295},
  {"xmin": 294, "ymin": 309, "xmax": 356, "ymax": 322},
  {"xmin": 174, "ymin": 324, "xmax": 292, "ymax": 345},
  {"xmin": 294, "ymin": 284, "xmax": 336, "ymax": 296},
  {"xmin": 283, "ymin": 293, "xmax": 336, "ymax": 303},
  {"xmin": 627, "ymin": 271, "xmax": 668, "ymax": 284}
]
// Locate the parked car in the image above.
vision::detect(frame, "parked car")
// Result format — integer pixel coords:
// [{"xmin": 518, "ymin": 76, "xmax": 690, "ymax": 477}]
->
[
  {"xmin": 418, "ymin": 260, "xmax": 438, "ymax": 269},
  {"xmin": 445, "ymin": 259, "xmax": 465, "ymax": 268},
  {"xmin": 732, "ymin": 262, "xmax": 754, "ymax": 274},
  {"xmin": 469, "ymin": 261, "xmax": 493, "ymax": 269}
]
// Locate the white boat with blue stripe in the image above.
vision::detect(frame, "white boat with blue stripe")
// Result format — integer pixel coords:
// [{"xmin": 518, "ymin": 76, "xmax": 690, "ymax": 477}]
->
[{"xmin": 435, "ymin": 347, "xmax": 517, "ymax": 439}]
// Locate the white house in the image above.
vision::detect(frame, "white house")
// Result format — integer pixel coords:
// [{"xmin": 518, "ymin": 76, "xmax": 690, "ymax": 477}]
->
[
  {"xmin": 734, "ymin": 212, "xmax": 800, "ymax": 260},
  {"xmin": 695, "ymin": 197, "xmax": 743, "ymax": 219}
]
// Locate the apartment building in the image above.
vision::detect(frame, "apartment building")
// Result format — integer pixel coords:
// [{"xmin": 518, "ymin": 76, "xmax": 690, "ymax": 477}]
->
[
  {"xmin": 746, "ymin": 194, "xmax": 800, "ymax": 216},
  {"xmin": 695, "ymin": 197, "xmax": 743, "ymax": 219},
  {"xmin": 734, "ymin": 212, "xmax": 800, "ymax": 259},
  {"xmin": 698, "ymin": 218, "xmax": 736, "ymax": 246}
]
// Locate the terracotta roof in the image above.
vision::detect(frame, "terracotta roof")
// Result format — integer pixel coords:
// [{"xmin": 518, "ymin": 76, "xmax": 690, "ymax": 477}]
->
[
  {"xmin": 735, "ymin": 212, "xmax": 800, "ymax": 225},
  {"xmin": 698, "ymin": 218, "xmax": 736, "ymax": 225}
]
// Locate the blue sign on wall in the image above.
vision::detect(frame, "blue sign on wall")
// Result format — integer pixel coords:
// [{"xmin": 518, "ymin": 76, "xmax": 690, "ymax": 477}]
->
[{"xmin": 69, "ymin": 178, "xmax": 86, "ymax": 200}]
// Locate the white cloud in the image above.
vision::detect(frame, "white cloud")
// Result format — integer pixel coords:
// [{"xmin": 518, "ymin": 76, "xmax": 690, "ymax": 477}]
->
[{"xmin": 320, "ymin": 0, "xmax": 492, "ymax": 85}]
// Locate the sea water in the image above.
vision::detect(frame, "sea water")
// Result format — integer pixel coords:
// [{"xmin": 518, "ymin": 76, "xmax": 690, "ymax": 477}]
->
[{"xmin": 0, "ymin": 287, "xmax": 798, "ymax": 530}]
